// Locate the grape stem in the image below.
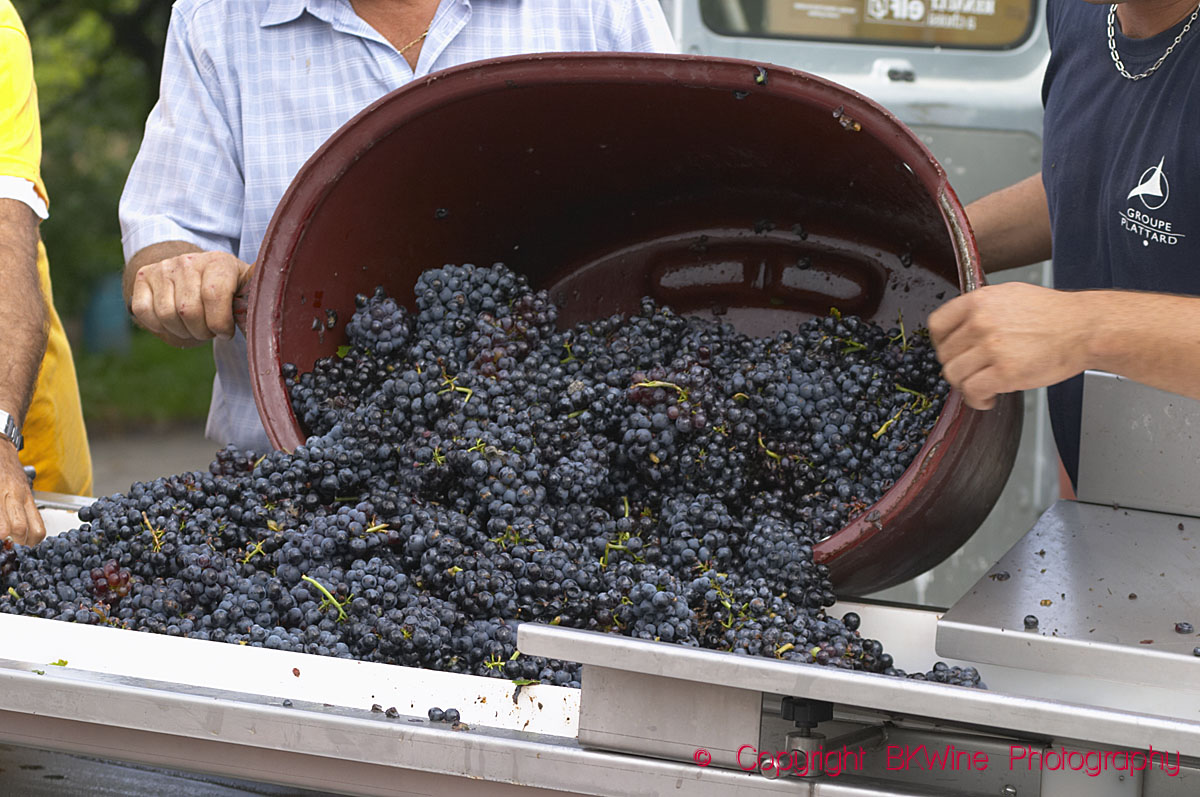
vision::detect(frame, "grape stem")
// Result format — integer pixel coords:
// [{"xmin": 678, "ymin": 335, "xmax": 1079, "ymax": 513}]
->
[
  {"xmin": 301, "ymin": 574, "xmax": 348, "ymax": 622},
  {"xmin": 889, "ymin": 310, "xmax": 910, "ymax": 352},
  {"xmin": 242, "ymin": 539, "xmax": 267, "ymax": 564},
  {"xmin": 895, "ymin": 384, "xmax": 932, "ymax": 413},
  {"xmin": 634, "ymin": 380, "xmax": 688, "ymax": 402},
  {"xmin": 437, "ymin": 374, "xmax": 473, "ymax": 404},
  {"xmin": 141, "ymin": 512, "xmax": 164, "ymax": 553},
  {"xmin": 834, "ymin": 336, "xmax": 866, "ymax": 354},
  {"xmin": 873, "ymin": 406, "xmax": 905, "ymax": 440},
  {"xmin": 757, "ymin": 434, "xmax": 782, "ymax": 462}
]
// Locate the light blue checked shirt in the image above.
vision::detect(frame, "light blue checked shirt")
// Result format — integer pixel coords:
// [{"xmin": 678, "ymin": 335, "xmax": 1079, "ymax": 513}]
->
[{"xmin": 120, "ymin": 0, "xmax": 676, "ymax": 452}]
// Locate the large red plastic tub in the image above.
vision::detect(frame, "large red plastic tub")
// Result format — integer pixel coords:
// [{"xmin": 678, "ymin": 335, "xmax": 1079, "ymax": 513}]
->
[{"xmin": 248, "ymin": 53, "xmax": 1021, "ymax": 595}]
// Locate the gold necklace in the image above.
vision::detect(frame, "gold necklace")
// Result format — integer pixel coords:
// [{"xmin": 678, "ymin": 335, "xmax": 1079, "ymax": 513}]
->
[{"xmin": 397, "ymin": 25, "xmax": 431, "ymax": 56}]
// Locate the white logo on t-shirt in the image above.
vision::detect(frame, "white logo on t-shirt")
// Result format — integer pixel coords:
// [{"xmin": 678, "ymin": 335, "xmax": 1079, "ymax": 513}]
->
[
  {"xmin": 1128, "ymin": 156, "xmax": 1169, "ymax": 211},
  {"xmin": 1118, "ymin": 156, "xmax": 1183, "ymax": 246}
]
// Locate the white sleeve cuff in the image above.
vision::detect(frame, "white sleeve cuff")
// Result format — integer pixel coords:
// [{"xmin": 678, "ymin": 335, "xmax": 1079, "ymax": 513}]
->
[{"xmin": 0, "ymin": 176, "xmax": 48, "ymax": 220}]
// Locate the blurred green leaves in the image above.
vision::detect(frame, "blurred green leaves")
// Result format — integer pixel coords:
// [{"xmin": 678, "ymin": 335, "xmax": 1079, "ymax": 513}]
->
[
  {"xmin": 76, "ymin": 327, "xmax": 214, "ymax": 427},
  {"xmin": 19, "ymin": 0, "xmax": 172, "ymax": 317}
]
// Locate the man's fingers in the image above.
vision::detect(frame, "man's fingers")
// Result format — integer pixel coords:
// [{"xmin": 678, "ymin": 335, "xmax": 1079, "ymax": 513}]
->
[
  {"xmin": 931, "ymin": 322, "xmax": 983, "ymax": 368},
  {"xmin": 3, "ymin": 493, "xmax": 28, "ymax": 546},
  {"xmin": 201, "ymin": 264, "xmax": 239, "ymax": 340},
  {"xmin": 0, "ymin": 447, "xmax": 45, "ymax": 547},
  {"xmin": 235, "ymin": 260, "xmax": 255, "ymax": 292},
  {"xmin": 174, "ymin": 261, "xmax": 214, "ymax": 340},
  {"xmin": 929, "ymin": 282, "xmax": 1086, "ymax": 409},
  {"xmin": 145, "ymin": 257, "xmax": 218, "ymax": 343},
  {"xmin": 960, "ymin": 366, "xmax": 1000, "ymax": 411},
  {"xmin": 0, "ymin": 493, "xmax": 47, "ymax": 547},
  {"xmin": 937, "ymin": 330, "xmax": 1002, "ymax": 410},
  {"xmin": 927, "ymin": 293, "xmax": 973, "ymax": 346},
  {"xmin": 19, "ymin": 495, "xmax": 45, "ymax": 547},
  {"xmin": 146, "ymin": 266, "xmax": 193, "ymax": 341},
  {"xmin": 940, "ymin": 342, "xmax": 992, "ymax": 389},
  {"xmin": 130, "ymin": 270, "xmax": 167, "ymax": 336},
  {"xmin": 128, "ymin": 252, "xmax": 254, "ymax": 346}
]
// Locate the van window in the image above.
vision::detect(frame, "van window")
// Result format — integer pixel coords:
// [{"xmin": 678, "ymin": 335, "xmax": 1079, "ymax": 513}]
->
[{"xmin": 700, "ymin": 0, "xmax": 1036, "ymax": 50}]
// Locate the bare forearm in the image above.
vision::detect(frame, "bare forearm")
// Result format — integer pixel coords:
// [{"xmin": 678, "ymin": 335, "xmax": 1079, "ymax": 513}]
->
[
  {"xmin": 1078, "ymin": 291, "xmax": 1200, "ymax": 400},
  {"xmin": 965, "ymin": 173, "xmax": 1053, "ymax": 274},
  {"xmin": 0, "ymin": 199, "xmax": 48, "ymax": 423}
]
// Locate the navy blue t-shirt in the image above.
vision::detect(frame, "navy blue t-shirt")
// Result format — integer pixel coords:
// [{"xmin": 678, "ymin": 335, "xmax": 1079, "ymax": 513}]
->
[{"xmin": 1042, "ymin": 0, "xmax": 1200, "ymax": 485}]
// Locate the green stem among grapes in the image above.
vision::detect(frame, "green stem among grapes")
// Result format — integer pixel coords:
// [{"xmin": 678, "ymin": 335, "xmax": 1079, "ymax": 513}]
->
[{"xmin": 302, "ymin": 574, "xmax": 348, "ymax": 622}]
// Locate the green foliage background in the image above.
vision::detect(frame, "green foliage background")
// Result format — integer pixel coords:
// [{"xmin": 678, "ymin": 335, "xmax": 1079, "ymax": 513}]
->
[
  {"xmin": 19, "ymin": 0, "xmax": 172, "ymax": 318},
  {"xmin": 14, "ymin": 1, "xmax": 217, "ymax": 427}
]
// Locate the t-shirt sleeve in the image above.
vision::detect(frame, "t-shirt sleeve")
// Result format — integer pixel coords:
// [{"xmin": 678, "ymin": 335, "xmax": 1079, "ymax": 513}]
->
[
  {"xmin": 0, "ymin": 26, "xmax": 48, "ymax": 208},
  {"xmin": 0, "ymin": 176, "xmax": 48, "ymax": 219},
  {"xmin": 1041, "ymin": 0, "xmax": 1066, "ymax": 108},
  {"xmin": 1045, "ymin": 0, "xmax": 1062, "ymax": 49},
  {"xmin": 603, "ymin": 0, "xmax": 679, "ymax": 54},
  {"xmin": 119, "ymin": 7, "xmax": 244, "ymax": 261}
]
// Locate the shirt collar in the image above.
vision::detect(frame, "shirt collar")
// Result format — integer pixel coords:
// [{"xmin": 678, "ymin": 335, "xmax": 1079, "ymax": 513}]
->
[
  {"xmin": 261, "ymin": 0, "xmax": 472, "ymax": 27},
  {"xmin": 260, "ymin": 0, "xmax": 308, "ymax": 27}
]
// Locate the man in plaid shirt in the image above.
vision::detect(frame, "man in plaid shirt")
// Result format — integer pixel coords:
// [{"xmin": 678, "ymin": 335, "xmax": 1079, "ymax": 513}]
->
[{"xmin": 120, "ymin": 0, "xmax": 676, "ymax": 453}]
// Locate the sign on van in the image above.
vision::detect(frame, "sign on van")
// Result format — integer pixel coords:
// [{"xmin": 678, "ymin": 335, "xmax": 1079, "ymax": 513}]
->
[{"xmin": 703, "ymin": 0, "xmax": 1035, "ymax": 49}]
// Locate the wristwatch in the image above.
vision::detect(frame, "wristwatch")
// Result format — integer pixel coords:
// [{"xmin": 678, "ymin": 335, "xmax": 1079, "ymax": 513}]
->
[{"xmin": 0, "ymin": 410, "xmax": 23, "ymax": 451}]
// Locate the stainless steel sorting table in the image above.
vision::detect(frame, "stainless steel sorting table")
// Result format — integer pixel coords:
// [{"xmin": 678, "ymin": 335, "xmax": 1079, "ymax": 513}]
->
[{"xmin": 3, "ymin": 494, "xmax": 1197, "ymax": 796}]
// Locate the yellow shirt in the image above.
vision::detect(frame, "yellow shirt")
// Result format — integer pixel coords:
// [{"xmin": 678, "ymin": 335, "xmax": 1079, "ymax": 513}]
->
[{"xmin": 0, "ymin": 1, "xmax": 93, "ymax": 496}]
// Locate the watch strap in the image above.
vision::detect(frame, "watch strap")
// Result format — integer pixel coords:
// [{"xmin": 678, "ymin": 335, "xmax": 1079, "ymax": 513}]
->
[{"xmin": 0, "ymin": 410, "xmax": 23, "ymax": 451}]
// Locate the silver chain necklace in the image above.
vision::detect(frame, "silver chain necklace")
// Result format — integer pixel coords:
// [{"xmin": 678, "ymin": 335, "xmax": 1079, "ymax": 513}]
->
[{"xmin": 1108, "ymin": 2, "xmax": 1200, "ymax": 81}]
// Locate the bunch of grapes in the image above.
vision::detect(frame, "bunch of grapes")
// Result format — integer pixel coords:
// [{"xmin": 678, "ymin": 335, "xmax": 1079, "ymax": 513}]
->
[
  {"xmin": 0, "ymin": 262, "xmax": 980, "ymax": 690},
  {"xmin": 89, "ymin": 559, "xmax": 132, "ymax": 602}
]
